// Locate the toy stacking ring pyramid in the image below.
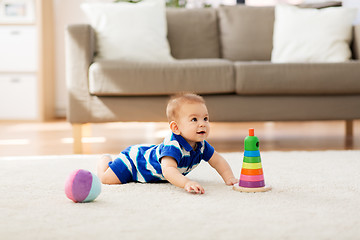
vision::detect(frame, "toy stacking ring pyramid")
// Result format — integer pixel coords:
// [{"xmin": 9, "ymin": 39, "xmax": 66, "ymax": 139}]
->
[{"xmin": 233, "ymin": 128, "xmax": 272, "ymax": 193}]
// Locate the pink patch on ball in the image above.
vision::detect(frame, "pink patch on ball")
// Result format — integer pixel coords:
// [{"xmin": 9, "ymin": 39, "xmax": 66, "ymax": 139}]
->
[{"xmin": 65, "ymin": 169, "xmax": 80, "ymax": 201}]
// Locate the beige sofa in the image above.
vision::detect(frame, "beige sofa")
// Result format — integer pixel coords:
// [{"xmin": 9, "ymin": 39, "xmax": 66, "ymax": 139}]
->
[{"xmin": 66, "ymin": 5, "xmax": 360, "ymax": 153}]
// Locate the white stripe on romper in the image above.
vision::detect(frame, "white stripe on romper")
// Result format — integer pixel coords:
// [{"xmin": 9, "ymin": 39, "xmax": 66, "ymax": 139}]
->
[
  {"xmin": 129, "ymin": 145, "xmax": 146, "ymax": 182},
  {"xmin": 118, "ymin": 152, "xmax": 133, "ymax": 175},
  {"xmin": 144, "ymin": 148, "xmax": 165, "ymax": 180},
  {"xmin": 166, "ymin": 139, "xmax": 190, "ymax": 158}
]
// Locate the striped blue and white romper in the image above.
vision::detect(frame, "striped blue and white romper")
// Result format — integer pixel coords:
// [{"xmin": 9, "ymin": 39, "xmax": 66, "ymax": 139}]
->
[{"xmin": 108, "ymin": 132, "xmax": 215, "ymax": 184}]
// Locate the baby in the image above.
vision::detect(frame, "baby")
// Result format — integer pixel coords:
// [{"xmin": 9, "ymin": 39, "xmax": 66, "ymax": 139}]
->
[{"xmin": 97, "ymin": 93, "xmax": 238, "ymax": 194}]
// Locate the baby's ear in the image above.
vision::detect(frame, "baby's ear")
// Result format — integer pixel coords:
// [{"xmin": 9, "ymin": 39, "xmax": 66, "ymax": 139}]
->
[{"xmin": 169, "ymin": 121, "xmax": 180, "ymax": 135}]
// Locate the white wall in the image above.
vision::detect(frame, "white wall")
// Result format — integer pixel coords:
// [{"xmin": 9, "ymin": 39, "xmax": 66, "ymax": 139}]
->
[{"xmin": 342, "ymin": 0, "xmax": 360, "ymax": 24}]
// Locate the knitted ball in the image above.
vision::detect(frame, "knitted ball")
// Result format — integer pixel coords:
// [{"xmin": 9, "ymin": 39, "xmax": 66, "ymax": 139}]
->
[{"xmin": 65, "ymin": 169, "xmax": 101, "ymax": 203}]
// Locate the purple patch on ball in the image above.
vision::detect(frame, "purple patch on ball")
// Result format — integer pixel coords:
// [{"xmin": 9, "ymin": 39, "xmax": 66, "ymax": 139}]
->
[{"xmin": 72, "ymin": 169, "xmax": 93, "ymax": 202}]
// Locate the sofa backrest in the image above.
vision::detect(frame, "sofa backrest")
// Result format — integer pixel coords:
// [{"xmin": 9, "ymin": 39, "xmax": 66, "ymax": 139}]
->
[
  {"xmin": 166, "ymin": 8, "xmax": 220, "ymax": 59},
  {"xmin": 217, "ymin": 6, "xmax": 275, "ymax": 61},
  {"xmin": 352, "ymin": 25, "xmax": 360, "ymax": 60},
  {"xmin": 166, "ymin": 6, "xmax": 275, "ymax": 61},
  {"xmin": 166, "ymin": 6, "xmax": 358, "ymax": 61}
]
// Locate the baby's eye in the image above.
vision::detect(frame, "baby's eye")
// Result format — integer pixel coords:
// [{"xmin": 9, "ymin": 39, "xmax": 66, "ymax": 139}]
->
[
  {"xmin": 204, "ymin": 117, "xmax": 209, "ymax": 122},
  {"xmin": 191, "ymin": 118, "xmax": 197, "ymax": 122}
]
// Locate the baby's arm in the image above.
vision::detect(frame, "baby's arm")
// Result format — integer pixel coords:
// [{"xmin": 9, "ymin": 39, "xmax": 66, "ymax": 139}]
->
[
  {"xmin": 161, "ymin": 156, "xmax": 205, "ymax": 194},
  {"xmin": 208, "ymin": 151, "xmax": 238, "ymax": 185}
]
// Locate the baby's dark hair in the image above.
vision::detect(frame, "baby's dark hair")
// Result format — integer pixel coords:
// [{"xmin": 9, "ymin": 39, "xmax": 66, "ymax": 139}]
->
[{"xmin": 166, "ymin": 93, "xmax": 206, "ymax": 122}]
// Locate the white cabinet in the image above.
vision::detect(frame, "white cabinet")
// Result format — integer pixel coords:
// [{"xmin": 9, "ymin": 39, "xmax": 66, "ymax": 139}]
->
[
  {"xmin": 0, "ymin": 26, "xmax": 37, "ymax": 72},
  {"xmin": 0, "ymin": 25, "xmax": 38, "ymax": 120},
  {"xmin": 0, "ymin": 74, "xmax": 38, "ymax": 119},
  {"xmin": 0, "ymin": 0, "xmax": 54, "ymax": 121}
]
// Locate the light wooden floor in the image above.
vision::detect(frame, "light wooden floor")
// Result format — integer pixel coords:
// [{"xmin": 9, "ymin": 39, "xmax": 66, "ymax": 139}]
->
[{"xmin": 0, "ymin": 120, "xmax": 359, "ymax": 157}]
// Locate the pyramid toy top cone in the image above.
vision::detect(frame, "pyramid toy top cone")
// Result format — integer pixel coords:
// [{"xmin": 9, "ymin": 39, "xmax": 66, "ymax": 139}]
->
[{"xmin": 233, "ymin": 128, "xmax": 272, "ymax": 192}]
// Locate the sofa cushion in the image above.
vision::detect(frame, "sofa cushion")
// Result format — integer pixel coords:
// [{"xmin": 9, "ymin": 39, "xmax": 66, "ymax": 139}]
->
[
  {"xmin": 218, "ymin": 6, "xmax": 274, "ymax": 61},
  {"xmin": 271, "ymin": 5, "xmax": 357, "ymax": 63},
  {"xmin": 89, "ymin": 59, "xmax": 234, "ymax": 96},
  {"xmin": 166, "ymin": 8, "xmax": 220, "ymax": 59},
  {"xmin": 81, "ymin": 0, "xmax": 173, "ymax": 62},
  {"xmin": 235, "ymin": 61, "xmax": 360, "ymax": 94}
]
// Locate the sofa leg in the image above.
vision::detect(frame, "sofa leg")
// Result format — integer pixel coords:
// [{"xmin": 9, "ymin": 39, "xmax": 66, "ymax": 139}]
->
[
  {"xmin": 345, "ymin": 120, "xmax": 353, "ymax": 149},
  {"xmin": 72, "ymin": 123, "xmax": 83, "ymax": 154},
  {"xmin": 345, "ymin": 120, "xmax": 353, "ymax": 138}
]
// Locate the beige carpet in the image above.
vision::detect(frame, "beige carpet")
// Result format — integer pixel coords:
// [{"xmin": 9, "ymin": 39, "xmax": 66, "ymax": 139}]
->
[{"xmin": 0, "ymin": 151, "xmax": 359, "ymax": 240}]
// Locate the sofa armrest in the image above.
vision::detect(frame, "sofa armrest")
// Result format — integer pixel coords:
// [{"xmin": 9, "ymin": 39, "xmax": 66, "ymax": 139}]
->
[
  {"xmin": 65, "ymin": 24, "xmax": 96, "ymax": 123},
  {"xmin": 353, "ymin": 24, "xmax": 360, "ymax": 60}
]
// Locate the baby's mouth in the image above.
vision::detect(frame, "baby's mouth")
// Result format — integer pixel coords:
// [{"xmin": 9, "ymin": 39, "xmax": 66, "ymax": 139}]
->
[{"xmin": 197, "ymin": 131, "xmax": 206, "ymax": 135}]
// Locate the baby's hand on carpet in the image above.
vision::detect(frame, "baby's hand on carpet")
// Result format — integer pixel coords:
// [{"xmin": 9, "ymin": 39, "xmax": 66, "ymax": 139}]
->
[
  {"xmin": 225, "ymin": 177, "xmax": 239, "ymax": 186},
  {"xmin": 185, "ymin": 181, "xmax": 205, "ymax": 194}
]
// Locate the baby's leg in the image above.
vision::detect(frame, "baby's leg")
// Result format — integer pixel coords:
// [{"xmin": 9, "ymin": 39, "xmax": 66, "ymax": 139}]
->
[{"xmin": 97, "ymin": 155, "xmax": 122, "ymax": 184}]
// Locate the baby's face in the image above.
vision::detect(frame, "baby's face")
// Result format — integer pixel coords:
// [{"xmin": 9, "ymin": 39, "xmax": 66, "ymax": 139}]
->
[{"xmin": 176, "ymin": 102, "xmax": 210, "ymax": 148}]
